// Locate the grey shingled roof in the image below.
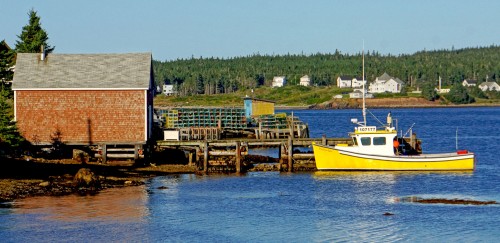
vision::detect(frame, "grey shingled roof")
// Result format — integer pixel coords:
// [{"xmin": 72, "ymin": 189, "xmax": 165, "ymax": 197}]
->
[
  {"xmin": 339, "ymin": 75, "xmax": 352, "ymax": 80},
  {"xmin": 464, "ymin": 79, "xmax": 477, "ymax": 84},
  {"xmin": 12, "ymin": 53, "xmax": 152, "ymax": 89},
  {"xmin": 378, "ymin": 72, "xmax": 392, "ymax": 81}
]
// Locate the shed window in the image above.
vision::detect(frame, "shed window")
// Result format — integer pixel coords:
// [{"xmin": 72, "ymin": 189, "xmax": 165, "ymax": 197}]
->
[
  {"xmin": 373, "ymin": 137, "xmax": 386, "ymax": 145},
  {"xmin": 360, "ymin": 137, "xmax": 371, "ymax": 146}
]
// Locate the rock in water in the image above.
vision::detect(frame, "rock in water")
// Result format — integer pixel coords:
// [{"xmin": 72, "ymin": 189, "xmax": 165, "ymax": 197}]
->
[
  {"xmin": 73, "ymin": 149, "xmax": 90, "ymax": 164},
  {"xmin": 39, "ymin": 181, "xmax": 50, "ymax": 187},
  {"xmin": 73, "ymin": 168, "xmax": 101, "ymax": 188}
]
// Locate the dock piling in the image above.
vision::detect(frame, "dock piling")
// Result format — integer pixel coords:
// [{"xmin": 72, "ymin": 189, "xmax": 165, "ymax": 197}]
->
[
  {"xmin": 236, "ymin": 141, "xmax": 241, "ymax": 172},
  {"xmin": 188, "ymin": 152, "xmax": 193, "ymax": 166},
  {"xmin": 102, "ymin": 144, "xmax": 107, "ymax": 163},
  {"xmin": 288, "ymin": 136, "xmax": 293, "ymax": 172},
  {"xmin": 203, "ymin": 141, "xmax": 208, "ymax": 173}
]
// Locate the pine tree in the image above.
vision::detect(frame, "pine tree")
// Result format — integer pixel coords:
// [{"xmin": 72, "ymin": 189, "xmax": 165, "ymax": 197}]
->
[
  {"xmin": 446, "ymin": 84, "xmax": 475, "ymax": 104},
  {"xmin": 421, "ymin": 81, "xmax": 439, "ymax": 101},
  {"xmin": 0, "ymin": 40, "xmax": 15, "ymax": 84},
  {"xmin": 0, "ymin": 91, "xmax": 26, "ymax": 155},
  {"xmin": 15, "ymin": 9, "xmax": 55, "ymax": 53}
]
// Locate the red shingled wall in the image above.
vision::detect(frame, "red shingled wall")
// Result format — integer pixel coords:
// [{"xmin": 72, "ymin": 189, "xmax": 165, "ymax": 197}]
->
[{"xmin": 15, "ymin": 90, "xmax": 146, "ymax": 145}]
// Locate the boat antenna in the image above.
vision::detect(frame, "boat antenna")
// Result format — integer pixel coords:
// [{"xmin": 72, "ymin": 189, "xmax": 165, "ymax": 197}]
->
[
  {"xmin": 366, "ymin": 109, "xmax": 385, "ymax": 126},
  {"xmin": 403, "ymin": 123, "xmax": 416, "ymax": 137},
  {"xmin": 362, "ymin": 41, "xmax": 367, "ymax": 126},
  {"xmin": 456, "ymin": 127, "xmax": 458, "ymax": 150}
]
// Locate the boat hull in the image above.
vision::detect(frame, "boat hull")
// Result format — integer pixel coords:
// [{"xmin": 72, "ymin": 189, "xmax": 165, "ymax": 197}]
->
[{"xmin": 312, "ymin": 144, "xmax": 475, "ymax": 171}]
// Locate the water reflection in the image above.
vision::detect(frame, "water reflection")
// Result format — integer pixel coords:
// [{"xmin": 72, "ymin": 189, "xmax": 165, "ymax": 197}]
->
[
  {"xmin": 12, "ymin": 185, "xmax": 149, "ymax": 223},
  {"xmin": 313, "ymin": 170, "xmax": 473, "ymax": 181}
]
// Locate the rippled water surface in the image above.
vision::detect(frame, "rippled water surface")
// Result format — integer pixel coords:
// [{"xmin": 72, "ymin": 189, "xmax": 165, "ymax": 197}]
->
[{"xmin": 1, "ymin": 107, "xmax": 499, "ymax": 242}]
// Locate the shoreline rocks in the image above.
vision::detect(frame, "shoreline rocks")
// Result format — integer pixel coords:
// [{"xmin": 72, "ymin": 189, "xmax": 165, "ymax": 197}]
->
[{"xmin": 0, "ymin": 158, "xmax": 193, "ymax": 203}]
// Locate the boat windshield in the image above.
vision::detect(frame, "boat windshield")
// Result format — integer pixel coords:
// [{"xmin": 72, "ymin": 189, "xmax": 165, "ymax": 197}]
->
[
  {"xmin": 373, "ymin": 137, "xmax": 386, "ymax": 145},
  {"xmin": 360, "ymin": 137, "xmax": 371, "ymax": 146}
]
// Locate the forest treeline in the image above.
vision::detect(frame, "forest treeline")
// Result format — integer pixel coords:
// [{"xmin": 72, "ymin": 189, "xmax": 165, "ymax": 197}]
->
[{"xmin": 153, "ymin": 45, "xmax": 500, "ymax": 96}]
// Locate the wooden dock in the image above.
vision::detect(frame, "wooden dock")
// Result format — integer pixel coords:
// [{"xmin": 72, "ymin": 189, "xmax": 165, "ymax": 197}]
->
[{"xmin": 156, "ymin": 136, "xmax": 352, "ymax": 172}]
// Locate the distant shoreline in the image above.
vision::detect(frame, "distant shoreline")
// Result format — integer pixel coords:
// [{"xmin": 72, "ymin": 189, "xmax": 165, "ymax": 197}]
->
[
  {"xmin": 276, "ymin": 104, "xmax": 500, "ymax": 110},
  {"xmin": 277, "ymin": 98, "xmax": 500, "ymax": 110}
]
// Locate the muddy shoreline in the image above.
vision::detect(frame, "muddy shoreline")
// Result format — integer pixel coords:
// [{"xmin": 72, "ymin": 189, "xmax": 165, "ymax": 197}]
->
[{"xmin": 0, "ymin": 157, "xmax": 197, "ymax": 203}]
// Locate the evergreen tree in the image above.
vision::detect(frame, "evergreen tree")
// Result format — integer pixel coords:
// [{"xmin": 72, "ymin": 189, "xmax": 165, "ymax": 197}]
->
[
  {"xmin": 15, "ymin": 9, "xmax": 55, "ymax": 53},
  {"xmin": 196, "ymin": 74, "xmax": 205, "ymax": 94},
  {"xmin": 446, "ymin": 84, "xmax": 475, "ymax": 104},
  {"xmin": 0, "ymin": 91, "xmax": 26, "ymax": 155},
  {"xmin": 153, "ymin": 45, "xmax": 500, "ymax": 97},
  {"xmin": 0, "ymin": 40, "xmax": 15, "ymax": 84},
  {"xmin": 421, "ymin": 81, "xmax": 439, "ymax": 101},
  {"xmin": 468, "ymin": 85, "xmax": 488, "ymax": 99}
]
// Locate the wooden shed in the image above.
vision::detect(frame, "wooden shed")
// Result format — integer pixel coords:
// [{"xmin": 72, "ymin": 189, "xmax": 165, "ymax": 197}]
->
[
  {"xmin": 243, "ymin": 97, "xmax": 275, "ymax": 118},
  {"xmin": 12, "ymin": 52, "xmax": 155, "ymax": 148}
]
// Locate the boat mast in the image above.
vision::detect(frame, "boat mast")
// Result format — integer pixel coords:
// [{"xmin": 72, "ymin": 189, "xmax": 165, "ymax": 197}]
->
[{"xmin": 362, "ymin": 42, "xmax": 367, "ymax": 126}]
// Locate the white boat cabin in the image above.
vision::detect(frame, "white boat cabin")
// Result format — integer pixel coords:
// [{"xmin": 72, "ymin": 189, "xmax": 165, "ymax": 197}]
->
[{"xmin": 336, "ymin": 126, "xmax": 398, "ymax": 156}]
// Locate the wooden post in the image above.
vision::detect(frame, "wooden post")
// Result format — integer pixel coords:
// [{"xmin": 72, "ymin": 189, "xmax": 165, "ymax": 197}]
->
[
  {"xmin": 203, "ymin": 141, "xmax": 209, "ymax": 173},
  {"xmin": 102, "ymin": 144, "xmax": 107, "ymax": 164},
  {"xmin": 278, "ymin": 143, "xmax": 283, "ymax": 171},
  {"xmin": 259, "ymin": 122, "xmax": 262, "ymax": 140},
  {"xmin": 288, "ymin": 136, "xmax": 293, "ymax": 172},
  {"xmin": 134, "ymin": 144, "xmax": 140, "ymax": 161},
  {"xmin": 322, "ymin": 134, "xmax": 327, "ymax": 145},
  {"xmin": 188, "ymin": 152, "xmax": 193, "ymax": 166},
  {"xmin": 235, "ymin": 141, "xmax": 241, "ymax": 173},
  {"xmin": 289, "ymin": 112, "xmax": 294, "ymax": 138}
]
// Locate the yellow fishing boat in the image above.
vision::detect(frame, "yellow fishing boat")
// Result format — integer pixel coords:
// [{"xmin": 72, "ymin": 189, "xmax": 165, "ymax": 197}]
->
[
  {"xmin": 312, "ymin": 46, "xmax": 474, "ymax": 171},
  {"xmin": 312, "ymin": 115, "xmax": 475, "ymax": 171}
]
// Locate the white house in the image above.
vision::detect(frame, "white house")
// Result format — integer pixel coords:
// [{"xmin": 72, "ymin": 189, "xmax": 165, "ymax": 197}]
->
[
  {"xmin": 163, "ymin": 84, "xmax": 175, "ymax": 96},
  {"xmin": 435, "ymin": 88, "xmax": 450, "ymax": 94},
  {"xmin": 337, "ymin": 76, "xmax": 366, "ymax": 88},
  {"xmin": 352, "ymin": 77, "xmax": 366, "ymax": 88},
  {"xmin": 478, "ymin": 82, "xmax": 500, "ymax": 91},
  {"xmin": 368, "ymin": 73, "xmax": 404, "ymax": 93},
  {"xmin": 299, "ymin": 75, "xmax": 311, "ymax": 86},
  {"xmin": 462, "ymin": 79, "xmax": 477, "ymax": 87},
  {"xmin": 272, "ymin": 76, "xmax": 286, "ymax": 87},
  {"xmin": 337, "ymin": 76, "xmax": 352, "ymax": 88}
]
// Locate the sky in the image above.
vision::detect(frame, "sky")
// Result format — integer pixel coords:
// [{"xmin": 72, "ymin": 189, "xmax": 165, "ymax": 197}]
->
[{"xmin": 1, "ymin": 0, "xmax": 499, "ymax": 61}]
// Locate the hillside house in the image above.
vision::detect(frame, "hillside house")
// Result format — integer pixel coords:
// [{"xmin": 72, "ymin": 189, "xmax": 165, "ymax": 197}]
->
[
  {"xmin": 351, "ymin": 77, "xmax": 366, "ymax": 88},
  {"xmin": 462, "ymin": 79, "xmax": 477, "ymax": 87},
  {"xmin": 12, "ymin": 52, "xmax": 155, "ymax": 147},
  {"xmin": 163, "ymin": 84, "xmax": 175, "ymax": 96},
  {"xmin": 478, "ymin": 82, "xmax": 500, "ymax": 91},
  {"xmin": 369, "ymin": 73, "xmax": 404, "ymax": 93},
  {"xmin": 336, "ymin": 76, "xmax": 352, "ymax": 88},
  {"xmin": 336, "ymin": 76, "xmax": 366, "ymax": 88},
  {"xmin": 435, "ymin": 88, "xmax": 451, "ymax": 94},
  {"xmin": 272, "ymin": 76, "xmax": 286, "ymax": 87},
  {"xmin": 299, "ymin": 75, "xmax": 311, "ymax": 86}
]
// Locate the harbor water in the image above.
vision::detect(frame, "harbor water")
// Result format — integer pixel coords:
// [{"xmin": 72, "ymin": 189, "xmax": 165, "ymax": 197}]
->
[{"xmin": 1, "ymin": 107, "xmax": 499, "ymax": 242}]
